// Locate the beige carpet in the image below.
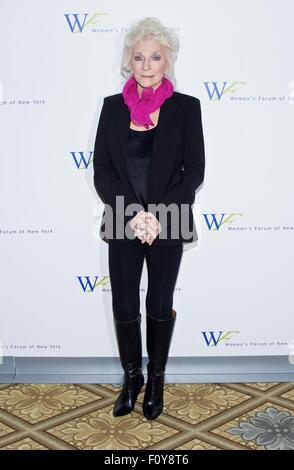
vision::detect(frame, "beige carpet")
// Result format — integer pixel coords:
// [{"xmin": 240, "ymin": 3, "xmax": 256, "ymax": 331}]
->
[{"xmin": 0, "ymin": 382, "xmax": 294, "ymax": 450}]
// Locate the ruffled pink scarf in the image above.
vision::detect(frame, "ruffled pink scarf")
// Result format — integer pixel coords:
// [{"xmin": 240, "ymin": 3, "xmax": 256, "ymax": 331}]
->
[{"xmin": 122, "ymin": 75, "xmax": 174, "ymax": 129}]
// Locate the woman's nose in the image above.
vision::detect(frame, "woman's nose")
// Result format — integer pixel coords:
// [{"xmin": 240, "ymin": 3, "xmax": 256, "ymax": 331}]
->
[{"xmin": 142, "ymin": 61, "xmax": 151, "ymax": 71}]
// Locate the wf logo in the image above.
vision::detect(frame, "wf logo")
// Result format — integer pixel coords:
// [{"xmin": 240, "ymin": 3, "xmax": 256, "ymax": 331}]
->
[
  {"xmin": 203, "ymin": 213, "xmax": 243, "ymax": 231},
  {"xmin": 202, "ymin": 331, "xmax": 240, "ymax": 347},
  {"xmin": 71, "ymin": 151, "xmax": 93, "ymax": 170},
  {"xmin": 77, "ymin": 276, "xmax": 109, "ymax": 292},
  {"xmin": 203, "ymin": 81, "xmax": 246, "ymax": 101},
  {"xmin": 64, "ymin": 13, "xmax": 107, "ymax": 33}
]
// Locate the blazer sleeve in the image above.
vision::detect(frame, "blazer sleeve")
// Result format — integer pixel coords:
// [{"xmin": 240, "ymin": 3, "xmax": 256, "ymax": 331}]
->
[
  {"xmin": 160, "ymin": 97, "xmax": 205, "ymax": 207},
  {"xmin": 93, "ymin": 97, "xmax": 144, "ymax": 223}
]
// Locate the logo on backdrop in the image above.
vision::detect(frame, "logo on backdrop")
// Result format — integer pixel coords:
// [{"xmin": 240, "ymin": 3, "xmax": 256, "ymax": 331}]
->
[
  {"xmin": 77, "ymin": 276, "xmax": 109, "ymax": 292},
  {"xmin": 203, "ymin": 81, "xmax": 247, "ymax": 100},
  {"xmin": 203, "ymin": 213, "xmax": 243, "ymax": 230},
  {"xmin": 203, "ymin": 80, "xmax": 294, "ymax": 104},
  {"xmin": 64, "ymin": 13, "xmax": 107, "ymax": 33},
  {"xmin": 71, "ymin": 151, "xmax": 93, "ymax": 170},
  {"xmin": 202, "ymin": 331, "xmax": 240, "ymax": 347}
]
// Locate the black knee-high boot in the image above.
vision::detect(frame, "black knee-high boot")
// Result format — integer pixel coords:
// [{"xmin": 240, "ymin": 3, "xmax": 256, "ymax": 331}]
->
[
  {"xmin": 143, "ymin": 309, "xmax": 176, "ymax": 420},
  {"xmin": 113, "ymin": 313, "xmax": 144, "ymax": 417}
]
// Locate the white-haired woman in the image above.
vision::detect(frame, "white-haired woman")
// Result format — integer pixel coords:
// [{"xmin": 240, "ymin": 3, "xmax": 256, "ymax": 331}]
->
[{"xmin": 93, "ymin": 17, "xmax": 205, "ymax": 420}]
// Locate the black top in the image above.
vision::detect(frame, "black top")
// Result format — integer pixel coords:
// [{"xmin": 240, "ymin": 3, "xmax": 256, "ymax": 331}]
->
[{"xmin": 126, "ymin": 125, "xmax": 157, "ymax": 210}]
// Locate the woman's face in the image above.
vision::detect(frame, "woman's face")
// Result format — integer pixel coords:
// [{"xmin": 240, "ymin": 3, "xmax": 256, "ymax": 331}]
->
[{"xmin": 129, "ymin": 38, "xmax": 170, "ymax": 94}]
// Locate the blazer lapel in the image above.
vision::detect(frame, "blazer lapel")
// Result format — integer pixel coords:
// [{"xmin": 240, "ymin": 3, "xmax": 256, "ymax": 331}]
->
[{"xmin": 113, "ymin": 92, "xmax": 180, "ymax": 202}]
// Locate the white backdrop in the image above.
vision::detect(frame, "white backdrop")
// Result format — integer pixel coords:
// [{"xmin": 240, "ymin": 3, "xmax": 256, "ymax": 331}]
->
[{"xmin": 0, "ymin": 0, "xmax": 293, "ymax": 359}]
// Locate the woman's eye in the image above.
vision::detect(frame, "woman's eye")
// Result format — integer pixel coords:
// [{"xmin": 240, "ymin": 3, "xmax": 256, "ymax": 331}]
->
[{"xmin": 133, "ymin": 56, "xmax": 161, "ymax": 61}]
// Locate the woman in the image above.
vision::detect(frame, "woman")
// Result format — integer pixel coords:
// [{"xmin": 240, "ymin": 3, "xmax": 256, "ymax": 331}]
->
[{"xmin": 93, "ymin": 17, "xmax": 205, "ymax": 420}]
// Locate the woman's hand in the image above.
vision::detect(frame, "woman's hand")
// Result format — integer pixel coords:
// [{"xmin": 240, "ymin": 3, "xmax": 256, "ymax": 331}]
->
[
  {"xmin": 130, "ymin": 210, "xmax": 161, "ymax": 245},
  {"xmin": 130, "ymin": 210, "xmax": 147, "ymax": 242},
  {"xmin": 144, "ymin": 212, "xmax": 161, "ymax": 244}
]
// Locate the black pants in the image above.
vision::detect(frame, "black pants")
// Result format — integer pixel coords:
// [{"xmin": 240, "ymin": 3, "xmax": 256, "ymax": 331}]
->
[{"xmin": 108, "ymin": 240, "xmax": 183, "ymax": 322}]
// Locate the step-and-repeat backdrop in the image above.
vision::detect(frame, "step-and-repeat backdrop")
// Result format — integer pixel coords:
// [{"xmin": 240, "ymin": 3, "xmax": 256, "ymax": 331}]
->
[{"xmin": 1, "ymin": 0, "xmax": 293, "ymax": 359}]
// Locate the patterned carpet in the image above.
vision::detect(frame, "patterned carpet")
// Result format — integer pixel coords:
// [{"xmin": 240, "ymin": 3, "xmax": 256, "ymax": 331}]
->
[{"xmin": 0, "ymin": 382, "xmax": 294, "ymax": 450}]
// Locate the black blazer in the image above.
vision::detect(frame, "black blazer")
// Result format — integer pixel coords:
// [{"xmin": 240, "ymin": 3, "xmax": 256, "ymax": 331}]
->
[{"xmin": 93, "ymin": 91, "xmax": 205, "ymax": 247}]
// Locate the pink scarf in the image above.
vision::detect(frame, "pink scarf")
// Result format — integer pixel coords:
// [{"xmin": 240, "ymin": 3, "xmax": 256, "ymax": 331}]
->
[{"xmin": 122, "ymin": 75, "xmax": 174, "ymax": 129}]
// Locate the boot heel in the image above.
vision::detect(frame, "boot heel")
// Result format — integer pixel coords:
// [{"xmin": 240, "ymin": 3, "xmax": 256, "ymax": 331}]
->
[{"xmin": 113, "ymin": 372, "xmax": 144, "ymax": 416}]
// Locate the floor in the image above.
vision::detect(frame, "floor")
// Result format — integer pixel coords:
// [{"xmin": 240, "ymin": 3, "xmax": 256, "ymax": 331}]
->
[{"xmin": 0, "ymin": 381, "xmax": 294, "ymax": 450}]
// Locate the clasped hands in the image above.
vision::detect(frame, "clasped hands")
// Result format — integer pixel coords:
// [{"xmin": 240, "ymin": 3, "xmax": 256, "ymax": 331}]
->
[{"xmin": 130, "ymin": 210, "xmax": 162, "ymax": 245}]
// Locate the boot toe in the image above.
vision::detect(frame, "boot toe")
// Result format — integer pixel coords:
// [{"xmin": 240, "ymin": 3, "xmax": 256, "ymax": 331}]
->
[
  {"xmin": 113, "ymin": 403, "xmax": 133, "ymax": 417},
  {"xmin": 143, "ymin": 403, "xmax": 163, "ymax": 420},
  {"xmin": 113, "ymin": 374, "xmax": 144, "ymax": 417}
]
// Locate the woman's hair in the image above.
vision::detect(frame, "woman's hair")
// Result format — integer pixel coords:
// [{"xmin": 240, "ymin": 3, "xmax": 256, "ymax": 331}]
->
[{"xmin": 121, "ymin": 17, "xmax": 180, "ymax": 87}]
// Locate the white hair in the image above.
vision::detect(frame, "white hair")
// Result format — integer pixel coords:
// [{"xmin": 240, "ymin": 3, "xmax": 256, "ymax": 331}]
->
[{"xmin": 120, "ymin": 17, "xmax": 180, "ymax": 87}]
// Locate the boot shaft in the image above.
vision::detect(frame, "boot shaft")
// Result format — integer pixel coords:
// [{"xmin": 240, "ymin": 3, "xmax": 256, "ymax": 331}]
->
[
  {"xmin": 146, "ymin": 309, "xmax": 176, "ymax": 374},
  {"xmin": 113, "ymin": 314, "xmax": 143, "ymax": 372}
]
